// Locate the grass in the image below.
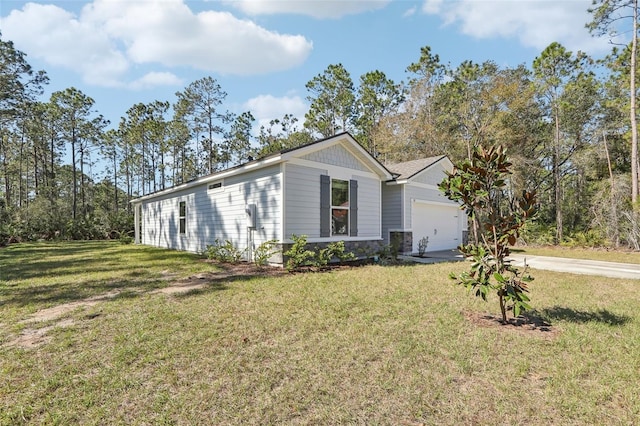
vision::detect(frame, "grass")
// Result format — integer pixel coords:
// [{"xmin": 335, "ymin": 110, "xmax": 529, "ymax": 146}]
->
[
  {"xmin": 1, "ymin": 241, "xmax": 639, "ymax": 424},
  {"xmin": 515, "ymin": 245, "xmax": 640, "ymax": 264}
]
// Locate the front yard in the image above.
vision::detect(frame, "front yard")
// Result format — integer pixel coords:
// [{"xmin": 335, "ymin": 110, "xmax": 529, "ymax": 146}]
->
[{"xmin": 1, "ymin": 241, "xmax": 638, "ymax": 424}]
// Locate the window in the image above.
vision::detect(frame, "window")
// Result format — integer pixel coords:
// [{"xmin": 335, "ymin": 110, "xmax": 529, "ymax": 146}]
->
[
  {"xmin": 137, "ymin": 205, "xmax": 143, "ymax": 243},
  {"xmin": 179, "ymin": 201, "xmax": 186, "ymax": 234},
  {"xmin": 208, "ymin": 180, "xmax": 223, "ymax": 191},
  {"xmin": 331, "ymin": 179, "xmax": 349, "ymax": 235},
  {"xmin": 320, "ymin": 175, "xmax": 357, "ymax": 238}
]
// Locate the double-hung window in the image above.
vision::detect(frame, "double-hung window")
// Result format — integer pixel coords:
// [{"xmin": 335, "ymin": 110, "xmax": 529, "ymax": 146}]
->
[
  {"xmin": 331, "ymin": 179, "xmax": 349, "ymax": 235},
  {"xmin": 321, "ymin": 175, "xmax": 357, "ymax": 238},
  {"xmin": 179, "ymin": 201, "xmax": 186, "ymax": 234}
]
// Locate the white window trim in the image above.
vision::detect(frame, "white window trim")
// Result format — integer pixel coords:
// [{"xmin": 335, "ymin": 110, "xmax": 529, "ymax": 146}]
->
[
  {"xmin": 179, "ymin": 201, "xmax": 187, "ymax": 235},
  {"xmin": 331, "ymin": 178, "xmax": 350, "ymax": 237}
]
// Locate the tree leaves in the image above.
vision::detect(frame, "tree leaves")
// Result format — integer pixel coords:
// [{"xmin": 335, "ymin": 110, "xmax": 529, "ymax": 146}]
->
[{"xmin": 441, "ymin": 145, "xmax": 537, "ymax": 323}]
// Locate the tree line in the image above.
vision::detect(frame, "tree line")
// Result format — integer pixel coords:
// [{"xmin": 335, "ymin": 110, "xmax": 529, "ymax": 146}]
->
[{"xmin": 1, "ymin": 1, "xmax": 639, "ymax": 248}]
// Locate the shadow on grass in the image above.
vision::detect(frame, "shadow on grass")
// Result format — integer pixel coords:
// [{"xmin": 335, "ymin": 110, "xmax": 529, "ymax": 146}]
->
[
  {"xmin": 0, "ymin": 277, "xmax": 165, "ymax": 308},
  {"xmin": 534, "ymin": 306, "xmax": 630, "ymax": 326},
  {"xmin": 0, "ymin": 243, "xmax": 204, "ymax": 282}
]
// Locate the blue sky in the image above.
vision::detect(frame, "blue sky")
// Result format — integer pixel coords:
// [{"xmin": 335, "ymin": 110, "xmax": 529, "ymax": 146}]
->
[{"xmin": 1, "ymin": 0, "xmax": 614, "ymax": 133}]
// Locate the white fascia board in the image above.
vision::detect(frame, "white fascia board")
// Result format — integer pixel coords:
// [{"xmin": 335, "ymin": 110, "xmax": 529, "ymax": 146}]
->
[{"xmin": 385, "ymin": 179, "xmax": 407, "ymax": 186}]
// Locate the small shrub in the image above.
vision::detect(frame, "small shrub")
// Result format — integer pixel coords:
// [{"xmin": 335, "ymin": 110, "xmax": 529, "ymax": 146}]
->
[
  {"xmin": 327, "ymin": 240, "xmax": 356, "ymax": 263},
  {"xmin": 375, "ymin": 244, "xmax": 396, "ymax": 264},
  {"xmin": 389, "ymin": 234, "xmax": 401, "ymax": 260},
  {"xmin": 254, "ymin": 239, "xmax": 280, "ymax": 267},
  {"xmin": 284, "ymin": 236, "xmax": 356, "ymax": 272},
  {"xmin": 206, "ymin": 239, "xmax": 246, "ymax": 263},
  {"xmin": 119, "ymin": 234, "xmax": 134, "ymax": 245},
  {"xmin": 284, "ymin": 235, "xmax": 316, "ymax": 271},
  {"xmin": 315, "ymin": 241, "xmax": 357, "ymax": 269},
  {"xmin": 562, "ymin": 229, "xmax": 606, "ymax": 248},
  {"xmin": 417, "ymin": 236, "xmax": 429, "ymax": 257}
]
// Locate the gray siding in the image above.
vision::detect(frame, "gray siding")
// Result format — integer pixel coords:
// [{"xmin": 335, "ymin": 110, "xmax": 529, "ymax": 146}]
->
[
  {"xmin": 381, "ymin": 184, "xmax": 403, "ymax": 244},
  {"xmin": 283, "ymin": 163, "xmax": 382, "ymax": 240},
  {"xmin": 355, "ymin": 175, "xmax": 381, "ymax": 238},
  {"xmin": 284, "ymin": 163, "xmax": 326, "ymax": 238},
  {"xmin": 141, "ymin": 165, "xmax": 282, "ymax": 253},
  {"xmin": 412, "ymin": 163, "xmax": 448, "ymax": 185}
]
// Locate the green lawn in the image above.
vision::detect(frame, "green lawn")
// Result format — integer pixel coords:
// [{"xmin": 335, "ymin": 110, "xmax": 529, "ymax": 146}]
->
[{"xmin": 1, "ymin": 241, "xmax": 639, "ymax": 424}]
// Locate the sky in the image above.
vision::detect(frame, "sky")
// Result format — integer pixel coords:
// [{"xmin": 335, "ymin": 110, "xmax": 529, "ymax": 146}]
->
[{"xmin": 0, "ymin": 0, "xmax": 616, "ymax": 134}]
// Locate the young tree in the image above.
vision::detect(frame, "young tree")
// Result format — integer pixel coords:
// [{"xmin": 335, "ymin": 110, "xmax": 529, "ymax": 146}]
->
[{"xmin": 439, "ymin": 145, "xmax": 537, "ymax": 323}]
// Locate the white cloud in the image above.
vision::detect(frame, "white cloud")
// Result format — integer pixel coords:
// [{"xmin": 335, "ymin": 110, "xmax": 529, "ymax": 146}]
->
[
  {"xmin": 229, "ymin": 0, "xmax": 391, "ymax": 19},
  {"xmin": 403, "ymin": 6, "xmax": 418, "ymax": 18},
  {"xmin": 1, "ymin": 0, "xmax": 313, "ymax": 87},
  {"xmin": 1, "ymin": 3, "xmax": 129, "ymax": 87},
  {"xmin": 129, "ymin": 72, "xmax": 183, "ymax": 90},
  {"xmin": 244, "ymin": 94, "xmax": 308, "ymax": 131},
  {"xmin": 422, "ymin": 0, "xmax": 612, "ymax": 55}
]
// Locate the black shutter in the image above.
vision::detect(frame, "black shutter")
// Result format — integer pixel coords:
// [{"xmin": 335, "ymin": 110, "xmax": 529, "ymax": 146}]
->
[
  {"xmin": 350, "ymin": 179, "xmax": 358, "ymax": 236},
  {"xmin": 320, "ymin": 175, "xmax": 331, "ymax": 237}
]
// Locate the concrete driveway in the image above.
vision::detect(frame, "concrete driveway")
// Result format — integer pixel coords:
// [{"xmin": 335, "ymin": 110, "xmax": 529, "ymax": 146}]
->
[
  {"xmin": 402, "ymin": 250, "xmax": 640, "ymax": 280},
  {"xmin": 508, "ymin": 254, "xmax": 640, "ymax": 280}
]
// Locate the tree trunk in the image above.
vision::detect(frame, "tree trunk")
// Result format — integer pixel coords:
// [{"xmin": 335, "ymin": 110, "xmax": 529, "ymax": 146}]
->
[
  {"xmin": 603, "ymin": 132, "xmax": 619, "ymax": 247},
  {"xmin": 554, "ymin": 106, "xmax": 563, "ymax": 244},
  {"xmin": 71, "ymin": 127, "xmax": 77, "ymax": 220},
  {"xmin": 80, "ymin": 143, "xmax": 85, "ymax": 219},
  {"xmin": 631, "ymin": 0, "xmax": 639, "ymax": 204}
]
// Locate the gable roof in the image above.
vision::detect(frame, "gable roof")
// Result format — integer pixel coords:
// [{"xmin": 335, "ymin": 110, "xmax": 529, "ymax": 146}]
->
[
  {"xmin": 385, "ymin": 156, "xmax": 448, "ymax": 181},
  {"xmin": 132, "ymin": 132, "xmax": 392, "ymax": 204}
]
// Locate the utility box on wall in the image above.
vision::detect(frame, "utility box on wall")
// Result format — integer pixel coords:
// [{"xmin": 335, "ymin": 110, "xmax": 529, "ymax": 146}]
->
[{"xmin": 245, "ymin": 204, "xmax": 257, "ymax": 229}]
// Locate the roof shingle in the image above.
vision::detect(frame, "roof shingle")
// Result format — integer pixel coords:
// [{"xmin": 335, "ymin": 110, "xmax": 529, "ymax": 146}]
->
[{"xmin": 385, "ymin": 156, "xmax": 444, "ymax": 180}]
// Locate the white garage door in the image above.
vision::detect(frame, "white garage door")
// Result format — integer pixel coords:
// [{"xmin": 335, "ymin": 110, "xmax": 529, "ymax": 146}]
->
[{"xmin": 412, "ymin": 202, "xmax": 460, "ymax": 252}]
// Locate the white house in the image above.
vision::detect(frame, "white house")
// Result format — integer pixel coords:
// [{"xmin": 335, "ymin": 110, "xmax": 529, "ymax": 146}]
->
[
  {"xmin": 382, "ymin": 157, "xmax": 468, "ymax": 254},
  {"xmin": 131, "ymin": 133, "xmax": 466, "ymax": 262}
]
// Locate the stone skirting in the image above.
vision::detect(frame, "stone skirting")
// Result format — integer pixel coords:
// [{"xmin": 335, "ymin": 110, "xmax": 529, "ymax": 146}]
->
[{"xmin": 389, "ymin": 231, "xmax": 413, "ymax": 254}]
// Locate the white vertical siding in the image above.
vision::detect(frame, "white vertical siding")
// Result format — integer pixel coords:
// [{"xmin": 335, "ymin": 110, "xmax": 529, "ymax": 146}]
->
[{"xmin": 140, "ymin": 165, "xmax": 281, "ymax": 253}]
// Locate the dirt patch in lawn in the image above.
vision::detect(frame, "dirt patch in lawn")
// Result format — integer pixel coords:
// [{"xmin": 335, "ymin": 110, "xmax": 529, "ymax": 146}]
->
[
  {"xmin": 4, "ymin": 263, "xmax": 288, "ymax": 349},
  {"xmin": 154, "ymin": 262, "xmax": 289, "ymax": 295},
  {"xmin": 464, "ymin": 311, "xmax": 560, "ymax": 339}
]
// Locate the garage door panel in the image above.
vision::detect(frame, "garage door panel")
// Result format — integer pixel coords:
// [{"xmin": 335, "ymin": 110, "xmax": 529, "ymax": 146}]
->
[{"xmin": 412, "ymin": 203, "xmax": 460, "ymax": 252}]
